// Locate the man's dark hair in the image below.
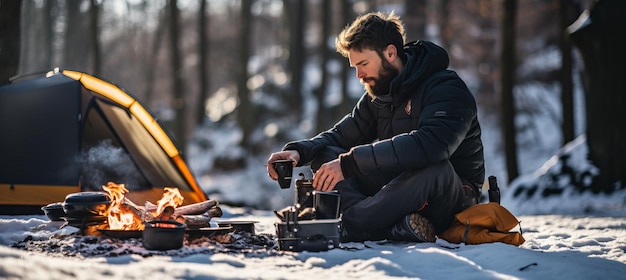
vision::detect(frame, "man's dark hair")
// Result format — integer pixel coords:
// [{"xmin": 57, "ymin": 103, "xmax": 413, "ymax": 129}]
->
[{"xmin": 335, "ymin": 11, "xmax": 406, "ymax": 58}]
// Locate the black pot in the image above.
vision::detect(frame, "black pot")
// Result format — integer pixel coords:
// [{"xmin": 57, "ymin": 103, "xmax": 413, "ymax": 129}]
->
[
  {"xmin": 142, "ymin": 220, "xmax": 186, "ymax": 250},
  {"xmin": 63, "ymin": 191, "xmax": 111, "ymax": 218},
  {"xmin": 41, "ymin": 202, "xmax": 65, "ymax": 221}
]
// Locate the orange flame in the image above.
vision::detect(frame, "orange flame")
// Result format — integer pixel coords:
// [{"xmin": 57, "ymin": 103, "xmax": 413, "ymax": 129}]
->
[
  {"xmin": 101, "ymin": 183, "xmax": 184, "ymax": 231},
  {"xmin": 155, "ymin": 187, "xmax": 184, "ymax": 217},
  {"xmin": 102, "ymin": 182, "xmax": 144, "ymax": 230}
]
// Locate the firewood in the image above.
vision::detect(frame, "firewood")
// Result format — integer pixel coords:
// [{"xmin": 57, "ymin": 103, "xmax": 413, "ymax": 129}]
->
[
  {"xmin": 175, "ymin": 199, "xmax": 218, "ymax": 215},
  {"xmin": 181, "ymin": 215, "xmax": 212, "ymax": 229},
  {"xmin": 144, "ymin": 199, "xmax": 219, "ymax": 216},
  {"xmin": 121, "ymin": 197, "xmax": 146, "ymax": 218},
  {"xmin": 208, "ymin": 205, "xmax": 223, "ymax": 218}
]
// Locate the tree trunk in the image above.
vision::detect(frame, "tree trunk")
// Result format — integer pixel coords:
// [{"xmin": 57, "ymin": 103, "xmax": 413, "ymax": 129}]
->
[
  {"xmin": 284, "ymin": 0, "xmax": 305, "ymax": 117},
  {"xmin": 333, "ymin": 0, "xmax": 355, "ymax": 122},
  {"xmin": 404, "ymin": 0, "xmax": 427, "ymax": 41},
  {"xmin": 314, "ymin": 0, "xmax": 332, "ymax": 134},
  {"xmin": 196, "ymin": 0, "xmax": 210, "ymax": 125},
  {"xmin": 0, "ymin": 0, "xmax": 21, "ymax": 84},
  {"xmin": 143, "ymin": 8, "xmax": 167, "ymax": 106},
  {"xmin": 90, "ymin": 0, "xmax": 102, "ymax": 76},
  {"xmin": 559, "ymin": 0, "xmax": 578, "ymax": 145},
  {"xmin": 237, "ymin": 0, "xmax": 253, "ymax": 148},
  {"xmin": 64, "ymin": 0, "xmax": 89, "ymax": 71},
  {"xmin": 568, "ymin": 0, "xmax": 626, "ymax": 193},
  {"xmin": 434, "ymin": 0, "xmax": 451, "ymax": 49},
  {"xmin": 501, "ymin": 0, "xmax": 519, "ymax": 183},
  {"xmin": 42, "ymin": 0, "xmax": 54, "ymax": 70},
  {"xmin": 168, "ymin": 0, "xmax": 187, "ymax": 152}
]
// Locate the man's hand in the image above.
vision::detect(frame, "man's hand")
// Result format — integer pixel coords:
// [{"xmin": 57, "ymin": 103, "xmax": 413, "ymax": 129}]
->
[
  {"xmin": 266, "ymin": 150, "xmax": 300, "ymax": 181},
  {"xmin": 313, "ymin": 158, "xmax": 344, "ymax": 192}
]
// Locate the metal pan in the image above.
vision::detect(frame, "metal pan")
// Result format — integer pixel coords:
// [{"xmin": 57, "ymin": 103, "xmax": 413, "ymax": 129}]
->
[
  {"xmin": 186, "ymin": 226, "xmax": 232, "ymax": 238},
  {"xmin": 98, "ymin": 228, "xmax": 143, "ymax": 239}
]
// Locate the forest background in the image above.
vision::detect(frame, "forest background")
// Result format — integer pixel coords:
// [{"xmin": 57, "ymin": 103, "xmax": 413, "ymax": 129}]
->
[{"xmin": 1, "ymin": 0, "xmax": 624, "ymax": 208}]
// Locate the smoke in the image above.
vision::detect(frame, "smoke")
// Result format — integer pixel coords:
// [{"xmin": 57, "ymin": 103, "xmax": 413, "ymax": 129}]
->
[{"xmin": 79, "ymin": 139, "xmax": 146, "ymax": 191}]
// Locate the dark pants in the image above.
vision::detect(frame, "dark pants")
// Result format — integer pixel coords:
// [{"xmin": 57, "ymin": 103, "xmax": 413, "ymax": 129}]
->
[{"xmin": 311, "ymin": 147, "xmax": 468, "ymax": 242}]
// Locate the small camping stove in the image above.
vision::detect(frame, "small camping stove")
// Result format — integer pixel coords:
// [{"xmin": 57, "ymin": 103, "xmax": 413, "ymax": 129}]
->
[{"xmin": 272, "ymin": 168, "xmax": 342, "ymax": 252}]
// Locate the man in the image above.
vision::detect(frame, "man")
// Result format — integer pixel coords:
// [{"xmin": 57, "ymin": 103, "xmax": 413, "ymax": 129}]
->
[{"xmin": 267, "ymin": 12, "xmax": 484, "ymax": 242}]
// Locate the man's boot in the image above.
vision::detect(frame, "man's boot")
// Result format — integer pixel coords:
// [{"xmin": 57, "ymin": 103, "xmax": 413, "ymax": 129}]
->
[{"xmin": 388, "ymin": 212, "xmax": 436, "ymax": 242}]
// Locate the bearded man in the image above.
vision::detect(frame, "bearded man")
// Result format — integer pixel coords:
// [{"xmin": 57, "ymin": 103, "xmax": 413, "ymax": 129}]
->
[{"xmin": 267, "ymin": 12, "xmax": 485, "ymax": 242}]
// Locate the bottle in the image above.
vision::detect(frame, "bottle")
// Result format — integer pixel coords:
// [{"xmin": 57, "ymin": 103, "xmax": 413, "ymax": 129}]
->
[{"xmin": 488, "ymin": 176, "xmax": 501, "ymax": 204}]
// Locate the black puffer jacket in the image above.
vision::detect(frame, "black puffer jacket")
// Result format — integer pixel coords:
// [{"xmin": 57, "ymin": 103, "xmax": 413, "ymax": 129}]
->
[{"xmin": 284, "ymin": 41, "xmax": 485, "ymax": 188}]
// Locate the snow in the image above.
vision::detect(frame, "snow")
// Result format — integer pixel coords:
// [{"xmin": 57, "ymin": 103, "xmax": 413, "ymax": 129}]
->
[{"xmin": 1, "ymin": 208, "xmax": 626, "ymax": 279}]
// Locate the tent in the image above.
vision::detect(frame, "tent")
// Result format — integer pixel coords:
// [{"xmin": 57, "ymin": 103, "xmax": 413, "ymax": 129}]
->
[{"xmin": 0, "ymin": 69, "xmax": 207, "ymax": 214}]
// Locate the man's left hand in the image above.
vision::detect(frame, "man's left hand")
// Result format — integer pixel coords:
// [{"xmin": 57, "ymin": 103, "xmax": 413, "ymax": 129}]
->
[{"xmin": 313, "ymin": 158, "xmax": 344, "ymax": 192}]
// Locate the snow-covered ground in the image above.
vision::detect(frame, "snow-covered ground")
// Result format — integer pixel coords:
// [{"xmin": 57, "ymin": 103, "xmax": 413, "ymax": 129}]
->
[{"xmin": 1, "ymin": 206, "xmax": 625, "ymax": 279}]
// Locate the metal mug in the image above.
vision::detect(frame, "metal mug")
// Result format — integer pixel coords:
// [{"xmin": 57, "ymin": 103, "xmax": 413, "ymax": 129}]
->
[{"xmin": 273, "ymin": 159, "xmax": 294, "ymax": 189}]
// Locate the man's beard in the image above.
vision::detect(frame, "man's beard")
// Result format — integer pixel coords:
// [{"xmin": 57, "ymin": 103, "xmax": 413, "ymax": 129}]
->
[{"xmin": 363, "ymin": 59, "xmax": 399, "ymax": 98}]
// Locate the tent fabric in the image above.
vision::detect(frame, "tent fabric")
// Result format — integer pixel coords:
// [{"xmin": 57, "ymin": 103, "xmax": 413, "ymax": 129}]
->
[{"xmin": 0, "ymin": 70, "xmax": 207, "ymax": 214}]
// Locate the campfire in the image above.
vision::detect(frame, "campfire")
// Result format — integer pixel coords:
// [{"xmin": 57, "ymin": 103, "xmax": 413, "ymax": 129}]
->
[
  {"xmin": 99, "ymin": 182, "xmax": 221, "ymax": 232},
  {"xmin": 29, "ymin": 182, "xmax": 273, "ymax": 255}
]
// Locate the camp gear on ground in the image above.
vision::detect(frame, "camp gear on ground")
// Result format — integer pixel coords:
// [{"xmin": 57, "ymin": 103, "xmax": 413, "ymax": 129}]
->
[
  {"xmin": 142, "ymin": 220, "xmax": 187, "ymax": 250},
  {"xmin": 438, "ymin": 202, "xmax": 525, "ymax": 246}
]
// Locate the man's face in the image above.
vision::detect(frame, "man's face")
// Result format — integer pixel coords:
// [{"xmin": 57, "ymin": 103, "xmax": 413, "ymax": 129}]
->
[{"xmin": 348, "ymin": 48, "xmax": 399, "ymax": 98}]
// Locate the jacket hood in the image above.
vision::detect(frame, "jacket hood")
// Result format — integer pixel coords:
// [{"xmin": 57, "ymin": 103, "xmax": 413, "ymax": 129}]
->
[{"xmin": 374, "ymin": 40, "xmax": 450, "ymax": 106}]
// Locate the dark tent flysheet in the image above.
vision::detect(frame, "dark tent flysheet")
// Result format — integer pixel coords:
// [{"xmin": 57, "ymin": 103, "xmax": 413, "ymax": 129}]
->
[{"xmin": 0, "ymin": 69, "xmax": 207, "ymax": 214}]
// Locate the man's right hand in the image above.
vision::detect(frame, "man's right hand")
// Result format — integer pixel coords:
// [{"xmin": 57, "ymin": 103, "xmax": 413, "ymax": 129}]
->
[{"xmin": 266, "ymin": 150, "xmax": 300, "ymax": 181}]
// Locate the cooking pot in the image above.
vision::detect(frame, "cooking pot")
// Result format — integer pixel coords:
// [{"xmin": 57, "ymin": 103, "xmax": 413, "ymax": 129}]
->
[
  {"xmin": 63, "ymin": 191, "xmax": 111, "ymax": 218},
  {"xmin": 142, "ymin": 220, "xmax": 186, "ymax": 250},
  {"xmin": 313, "ymin": 190, "xmax": 341, "ymax": 219},
  {"xmin": 42, "ymin": 202, "xmax": 65, "ymax": 221}
]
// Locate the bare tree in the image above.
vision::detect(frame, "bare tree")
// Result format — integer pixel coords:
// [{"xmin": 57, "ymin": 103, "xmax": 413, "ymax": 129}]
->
[
  {"xmin": 569, "ymin": 0, "xmax": 626, "ymax": 192},
  {"xmin": 143, "ymin": 7, "xmax": 167, "ymax": 106},
  {"xmin": 501, "ymin": 0, "xmax": 519, "ymax": 183},
  {"xmin": 334, "ymin": 0, "xmax": 355, "ymax": 119},
  {"xmin": 559, "ymin": 0, "xmax": 580, "ymax": 144},
  {"xmin": 284, "ymin": 0, "xmax": 306, "ymax": 116},
  {"xmin": 42, "ymin": 0, "xmax": 54, "ymax": 70},
  {"xmin": 90, "ymin": 0, "xmax": 102, "ymax": 76},
  {"xmin": 64, "ymin": 0, "xmax": 89, "ymax": 71},
  {"xmin": 237, "ymin": 0, "xmax": 254, "ymax": 148},
  {"xmin": 196, "ymin": 0, "xmax": 210, "ymax": 125},
  {"xmin": 314, "ymin": 0, "xmax": 332, "ymax": 133},
  {"xmin": 404, "ymin": 0, "xmax": 427, "ymax": 41},
  {"xmin": 168, "ymin": 0, "xmax": 187, "ymax": 151},
  {"xmin": 0, "ymin": 0, "xmax": 21, "ymax": 84}
]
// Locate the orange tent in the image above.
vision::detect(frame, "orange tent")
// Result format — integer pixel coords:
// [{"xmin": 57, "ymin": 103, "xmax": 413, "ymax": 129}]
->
[{"xmin": 0, "ymin": 69, "xmax": 207, "ymax": 214}]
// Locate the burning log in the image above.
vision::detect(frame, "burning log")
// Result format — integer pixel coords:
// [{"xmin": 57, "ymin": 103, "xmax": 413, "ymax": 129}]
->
[
  {"xmin": 175, "ymin": 199, "xmax": 219, "ymax": 216},
  {"xmin": 145, "ymin": 199, "xmax": 219, "ymax": 216},
  {"xmin": 121, "ymin": 198, "xmax": 222, "ymax": 227},
  {"xmin": 121, "ymin": 197, "xmax": 147, "ymax": 218}
]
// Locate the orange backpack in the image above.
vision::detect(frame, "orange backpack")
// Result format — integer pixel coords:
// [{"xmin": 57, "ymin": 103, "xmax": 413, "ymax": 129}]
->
[{"xmin": 438, "ymin": 202, "xmax": 525, "ymax": 246}]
